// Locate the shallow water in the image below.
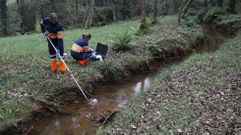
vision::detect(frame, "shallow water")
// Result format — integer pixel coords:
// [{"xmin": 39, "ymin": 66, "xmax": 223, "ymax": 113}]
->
[{"xmin": 27, "ymin": 70, "xmax": 163, "ymax": 135}]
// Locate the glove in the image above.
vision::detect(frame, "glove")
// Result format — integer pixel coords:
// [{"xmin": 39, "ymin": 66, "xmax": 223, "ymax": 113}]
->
[{"xmin": 43, "ymin": 32, "xmax": 48, "ymax": 37}]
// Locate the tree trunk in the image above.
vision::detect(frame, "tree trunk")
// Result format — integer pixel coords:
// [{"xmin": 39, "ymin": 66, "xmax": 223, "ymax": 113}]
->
[
  {"xmin": 227, "ymin": 0, "xmax": 237, "ymax": 14},
  {"xmin": 0, "ymin": 0, "xmax": 7, "ymax": 36},
  {"xmin": 49, "ymin": 0, "xmax": 56, "ymax": 11},
  {"xmin": 76, "ymin": 0, "xmax": 79, "ymax": 14},
  {"xmin": 122, "ymin": 0, "xmax": 127, "ymax": 20},
  {"xmin": 210, "ymin": 0, "xmax": 215, "ymax": 6},
  {"xmin": 178, "ymin": 0, "xmax": 187, "ymax": 21},
  {"xmin": 17, "ymin": 0, "xmax": 25, "ymax": 33},
  {"xmin": 162, "ymin": 0, "xmax": 167, "ymax": 15},
  {"xmin": 110, "ymin": 0, "xmax": 117, "ymax": 22},
  {"xmin": 35, "ymin": 0, "xmax": 43, "ymax": 32},
  {"xmin": 84, "ymin": 0, "xmax": 95, "ymax": 29},
  {"xmin": 130, "ymin": 0, "xmax": 135, "ymax": 19},
  {"xmin": 172, "ymin": 0, "xmax": 180, "ymax": 13},
  {"xmin": 16, "ymin": 0, "xmax": 20, "ymax": 6},
  {"xmin": 139, "ymin": 0, "xmax": 147, "ymax": 30},
  {"xmin": 217, "ymin": 0, "xmax": 223, "ymax": 8},
  {"xmin": 152, "ymin": 0, "xmax": 158, "ymax": 24},
  {"xmin": 204, "ymin": 0, "xmax": 208, "ymax": 8},
  {"xmin": 178, "ymin": 0, "xmax": 194, "ymax": 22}
]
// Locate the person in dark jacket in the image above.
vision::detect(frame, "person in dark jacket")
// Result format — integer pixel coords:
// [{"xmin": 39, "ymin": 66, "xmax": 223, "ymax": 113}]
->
[
  {"xmin": 40, "ymin": 12, "xmax": 66, "ymax": 73},
  {"xmin": 71, "ymin": 32, "xmax": 96, "ymax": 65}
]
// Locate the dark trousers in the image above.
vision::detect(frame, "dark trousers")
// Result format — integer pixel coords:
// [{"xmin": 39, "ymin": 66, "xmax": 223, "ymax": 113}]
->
[
  {"xmin": 48, "ymin": 38, "xmax": 64, "ymax": 60},
  {"xmin": 71, "ymin": 50, "xmax": 94, "ymax": 60}
]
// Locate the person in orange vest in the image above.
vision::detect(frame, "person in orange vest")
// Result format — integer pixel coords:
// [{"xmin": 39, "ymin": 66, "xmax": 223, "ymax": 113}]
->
[
  {"xmin": 40, "ymin": 12, "xmax": 66, "ymax": 73},
  {"xmin": 71, "ymin": 32, "xmax": 97, "ymax": 65}
]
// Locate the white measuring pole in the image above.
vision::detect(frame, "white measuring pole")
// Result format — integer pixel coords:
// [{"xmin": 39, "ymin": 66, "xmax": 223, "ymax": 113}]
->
[{"xmin": 46, "ymin": 36, "xmax": 89, "ymax": 101}]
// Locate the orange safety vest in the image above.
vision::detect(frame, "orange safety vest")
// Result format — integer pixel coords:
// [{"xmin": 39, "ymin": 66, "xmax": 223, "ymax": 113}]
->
[
  {"xmin": 71, "ymin": 43, "xmax": 91, "ymax": 52},
  {"xmin": 48, "ymin": 32, "xmax": 63, "ymax": 39}
]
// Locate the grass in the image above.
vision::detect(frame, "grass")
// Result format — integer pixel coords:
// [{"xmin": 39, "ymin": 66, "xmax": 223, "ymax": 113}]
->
[
  {"xmin": 97, "ymin": 34, "xmax": 241, "ymax": 134},
  {"xmin": 97, "ymin": 59, "xmax": 124, "ymax": 81}
]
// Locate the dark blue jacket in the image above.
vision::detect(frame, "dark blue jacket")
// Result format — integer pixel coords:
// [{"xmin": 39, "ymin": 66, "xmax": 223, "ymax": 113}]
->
[
  {"xmin": 75, "ymin": 39, "xmax": 89, "ymax": 47},
  {"xmin": 40, "ymin": 17, "xmax": 64, "ymax": 46}
]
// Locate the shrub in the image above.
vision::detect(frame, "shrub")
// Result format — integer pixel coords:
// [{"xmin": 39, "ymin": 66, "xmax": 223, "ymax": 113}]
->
[
  {"xmin": 98, "ymin": 60, "xmax": 124, "ymax": 81},
  {"xmin": 93, "ymin": 7, "xmax": 114, "ymax": 26},
  {"xmin": 6, "ymin": 3, "xmax": 22, "ymax": 35},
  {"xmin": 202, "ymin": 8, "xmax": 226, "ymax": 23},
  {"xmin": 112, "ymin": 31, "xmax": 133, "ymax": 51},
  {"xmin": 149, "ymin": 45, "xmax": 163, "ymax": 56}
]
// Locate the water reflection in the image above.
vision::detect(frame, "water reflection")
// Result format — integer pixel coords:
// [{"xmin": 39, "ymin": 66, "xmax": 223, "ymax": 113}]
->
[
  {"xmin": 134, "ymin": 77, "xmax": 151, "ymax": 94},
  {"xmin": 31, "ymin": 116, "xmax": 96, "ymax": 135}
]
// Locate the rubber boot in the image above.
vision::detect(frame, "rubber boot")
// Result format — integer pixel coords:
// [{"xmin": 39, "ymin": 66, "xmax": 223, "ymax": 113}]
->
[
  {"xmin": 51, "ymin": 60, "xmax": 57, "ymax": 72},
  {"xmin": 79, "ymin": 59, "xmax": 88, "ymax": 65},
  {"xmin": 59, "ymin": 60, "xmax": 67, "ymax": 73}
]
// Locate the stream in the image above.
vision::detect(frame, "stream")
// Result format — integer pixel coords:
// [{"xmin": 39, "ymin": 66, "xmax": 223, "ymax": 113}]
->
[{"xmin": 27, "ymin": 68, "xmax": 167, "ymax": 135}]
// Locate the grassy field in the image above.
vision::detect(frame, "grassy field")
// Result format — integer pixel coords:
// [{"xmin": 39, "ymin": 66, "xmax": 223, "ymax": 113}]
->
[
  {"xmin": 0, "ymin": 16, "xmax": 202, "ymax": 130},
  {"xmin": 97, "ymin": 33, "xmax": 241, "ymax": 134}
]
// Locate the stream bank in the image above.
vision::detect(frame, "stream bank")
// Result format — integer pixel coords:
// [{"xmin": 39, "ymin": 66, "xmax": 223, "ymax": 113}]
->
[
  {"xmin": 1, "ymin": 16, "xmax": 205, "ymax": 135},
  {"xmin": 26, "ymin": 27, "xmax": 207, "ymax": 135},
  {"xmin": 98, "ymin": 12, "xmax": 241, "ymax": 134}
]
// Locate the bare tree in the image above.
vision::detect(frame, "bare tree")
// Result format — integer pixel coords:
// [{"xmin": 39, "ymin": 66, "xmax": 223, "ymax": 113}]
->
[
  {"xmin": 130, "ymin": 0, "xmax": 135, "ymax": 19},
  {"xmin": 76, "ymin": 0, "xmax": 79, "ymax": 14},
  {"xmin": 35, "ymin": 0, "xmax": 43, "ymax": 32},
  {"xmin": 139, "ymin": 0, "xmax": 147, "ymax": 30},
  {"xmin": 83, "ymin": 0, "xmax": 95, "ymax": 29},
  {"xmin": 162, "ymin": 0, "xmax": 167, "ymax": 15},
  {"xmin": 227, "ymin": 0, "xmax": 237, "ymax": 13},
  {"xmin": 204, "ymin": 0, "xmax": 208, "ymax": 8},
  {"xmin": 16, "ymin": 0, "xmax": 19, "ymax": 6},
  {"xmin": 178, "ymin": 0, "xmax": 194, "ymax": 22},
  {"xmin": 0, "ymin": 0, "xmax": 7, "ymax": 35},
  {"xmin": 172, "ymin": 0, "xmax": 181, "ymax": 13},
  {"xmin": 110, "ymin": 0, "xmax": 116, "ymax": 22},
  {"xmin": 217, "ymin": 0, "xmax": 223, "ymax": 8},
  {"xmin": 152, "ymin": 0, "xmax": 158, "ymax": 24},
  {"xmin": 210, "ymin": 0, "xmax": 215, "ymax": 6}
]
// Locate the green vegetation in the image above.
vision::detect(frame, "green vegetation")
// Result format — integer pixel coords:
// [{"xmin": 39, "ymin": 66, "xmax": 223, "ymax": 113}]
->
[
  {"xmin": 98, "ymin": 59, "xmax": 124, "ymax": 81},
  {"xmin": 0, "ymin": 0, "xmax": 240, "ymax": 134},
  {"xmin": 1, "ymin": 0, "xmax": 185, "ymax": 37},
  {"xmin": 112, "ymin": 31, "xmax": 133, "ymax": 51},
  {"xmin": 97, "ymin": 34, "xmax": 241, "ymax": 134}
]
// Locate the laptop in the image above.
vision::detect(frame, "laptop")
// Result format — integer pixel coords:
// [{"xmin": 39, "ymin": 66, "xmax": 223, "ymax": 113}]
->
[{"xmin": 95, "ymin": 43, "xmax": 108, "ymax": 59}]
